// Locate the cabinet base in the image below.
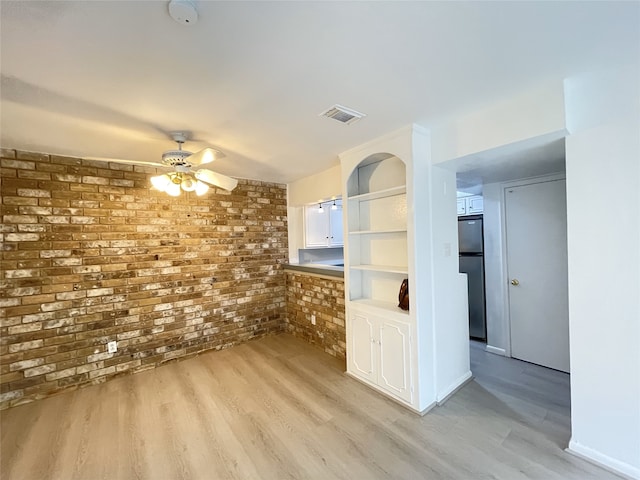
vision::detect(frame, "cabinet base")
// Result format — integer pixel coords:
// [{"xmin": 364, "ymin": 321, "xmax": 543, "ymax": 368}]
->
[{"xmin": 344, "ymin": 371, "xmax": 436, "ymax": 416}]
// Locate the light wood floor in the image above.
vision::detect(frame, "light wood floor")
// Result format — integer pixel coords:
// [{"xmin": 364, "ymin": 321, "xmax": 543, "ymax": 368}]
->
[{"xmin": 1, "ymin": 334, "xmax": 619, "ymax": 480}]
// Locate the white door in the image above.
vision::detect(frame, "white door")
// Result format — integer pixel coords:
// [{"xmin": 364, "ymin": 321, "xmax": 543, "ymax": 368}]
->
[
  {"xmin": 378, "ymin": 318, "xmax": 412, "ymax": 402},
  {"xmin": 505, "ymin": 179, "xmax": 570, "ymax": 372}
]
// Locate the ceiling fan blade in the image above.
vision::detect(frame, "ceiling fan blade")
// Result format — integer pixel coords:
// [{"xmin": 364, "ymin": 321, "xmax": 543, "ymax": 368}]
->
[
  {"xmin": 186, "ymin": 147, "xmax": 225, "ymax": 167},
  {"xmin": 84, "ymin": 156, "xmax": 167, "ymax": 168},
  {"xmin": 194, "ymin": 168, "xmax": 238, "ymax": 192}
]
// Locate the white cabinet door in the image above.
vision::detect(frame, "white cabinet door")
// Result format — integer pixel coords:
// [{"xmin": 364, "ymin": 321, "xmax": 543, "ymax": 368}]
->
[
  {"xmin": 378, "ymin": 318, "xmax": 411, "ymax": 402},
  {"xmin": 305, "ymin": 201, "xmax": 343, "ymax": 247},
  {"xmin": 329, "ymin": 201, "xmax": 343, "ymax": 246},
  {"xmin": 348, "ymin": 309, "xmax": 412, "ymax": 402},
  {"xmin": 349, "ymin": 313, "xmax": 377, "ymax": 383},
  {"xmin": 305, "ymin": 205, "xmax": 330, "ymax": 247},
  {"xmin": 467, "ymin": 196, "xmax": 484, "ymax": 214},
  {"xmin": 457, "ymin": 195, "xmax": 484, "ymax": 216}
]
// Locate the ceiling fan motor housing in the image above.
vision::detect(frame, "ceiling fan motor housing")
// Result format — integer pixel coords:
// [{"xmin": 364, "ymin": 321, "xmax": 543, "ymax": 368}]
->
[{"xmin": 162, "ymin": 149, "xmax": 193, "ymax": 167}]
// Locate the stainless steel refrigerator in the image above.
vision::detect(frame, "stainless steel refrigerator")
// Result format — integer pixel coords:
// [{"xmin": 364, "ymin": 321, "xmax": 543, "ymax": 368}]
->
[{"xmin": 458, "ymin": 215, "xmax": 486, "ymax": 341}]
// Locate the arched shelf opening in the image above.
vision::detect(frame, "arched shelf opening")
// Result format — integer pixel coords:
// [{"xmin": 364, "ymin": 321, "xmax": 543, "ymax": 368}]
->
[{"xmin": 344, "ymin": 152, "xmax": 409, "ymax": 313}]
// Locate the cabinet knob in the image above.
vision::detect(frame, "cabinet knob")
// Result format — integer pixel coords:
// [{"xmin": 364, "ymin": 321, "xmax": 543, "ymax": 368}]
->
[{"xmin": 510, "ymin": 279, "xmax": 520, "ymax": 286}]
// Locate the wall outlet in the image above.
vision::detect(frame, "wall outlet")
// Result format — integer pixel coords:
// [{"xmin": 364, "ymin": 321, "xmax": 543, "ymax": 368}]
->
[
  {"xmin": 310, "ymin": 314, "xmax": 316, "ymax": 325},
  {"xmin": 107, "ymin": 341, "xmax": 117, "ymax": 353}
]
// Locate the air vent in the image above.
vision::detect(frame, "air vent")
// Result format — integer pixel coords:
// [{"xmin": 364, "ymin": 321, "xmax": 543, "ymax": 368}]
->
[{"xmin": 319, "ymin": 104, "xmax": 366, "ymax": 125}]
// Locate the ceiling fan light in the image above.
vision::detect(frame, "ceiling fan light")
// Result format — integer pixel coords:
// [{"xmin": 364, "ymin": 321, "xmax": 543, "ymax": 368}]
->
[
  {"xmin": 195, "ymin": 180, "xmax": 209, "ymax": 196},
  {"xmin": 165, "ymin": 182, "xmax": 181, "ymax": 197},
  {"xmin": 181, "ymin": 175, "xmax": 197, "ymax": 192},
  {"xmin": 150, "ymin": 174, "xmax": 171, "ymax": 191}
]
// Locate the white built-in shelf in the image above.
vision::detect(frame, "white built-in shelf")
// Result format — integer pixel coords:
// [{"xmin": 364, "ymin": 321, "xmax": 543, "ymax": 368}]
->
[
  {"xmin": 349, "ymin": 228, "xmax": 407, "ymax": 235},
  {"xmin": 347, "ymin": 185, "xmax": 406, "ymax": 202},
  {"xmin": 350, "ymin": 264, "xmax": 408, "ymax": 274},
  {"xmin": 349, "ymin": 298, "xmax": 410, "ymax": 316}
]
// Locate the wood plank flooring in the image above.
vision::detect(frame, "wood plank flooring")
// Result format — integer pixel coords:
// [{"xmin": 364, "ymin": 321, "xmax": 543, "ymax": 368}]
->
[{"xmin": 1, "ymin": 334, "xmax": 619, "ymax": 480}]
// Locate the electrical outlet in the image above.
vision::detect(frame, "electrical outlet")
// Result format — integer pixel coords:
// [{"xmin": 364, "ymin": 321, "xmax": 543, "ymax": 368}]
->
[
  {"xmin": 311, "ymin": 314, "xmax": 316, "ymax": 325},
  {"xmin": 107, "ymin": 341, "xmax": 117, "ymax": 354}
]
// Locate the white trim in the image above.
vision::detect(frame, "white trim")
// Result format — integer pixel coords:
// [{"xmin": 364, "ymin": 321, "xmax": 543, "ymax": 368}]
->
[
  {"xmin": 436, "ymin": 370, "xmax": 473, "ymax": 404},
  {"xmin": 345, "ymin": 371, "xmax": 435, "ymax": 416},
  {"xmin": 567, "ymin": 440, "xmax": 640, "ymax": 480},
  {"xmin": 485, "ymin": 345, "xmax": 507, "ymax": 356}
]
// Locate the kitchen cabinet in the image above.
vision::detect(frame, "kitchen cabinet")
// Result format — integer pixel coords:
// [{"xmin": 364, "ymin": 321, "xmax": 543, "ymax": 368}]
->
[
  {"xmin": 457, "ymin": 195, "xmax": 483, "ymax": 216},
  {"xmin": 349, "ymin": 308, "xmax": 412, "ymax": 402},
  {"xmin": 304, "ymin": 200, "xmax": 343, "ymax": 247}
]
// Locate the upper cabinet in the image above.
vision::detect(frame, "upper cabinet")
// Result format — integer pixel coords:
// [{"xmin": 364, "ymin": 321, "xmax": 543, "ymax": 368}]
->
[
  {"xmin": 304, "ymin": 200, "xmax": 343, "ymax": 248},
  {"xmin": 457, "ymin": 195, "xmax": 483, "ymax": 216}
]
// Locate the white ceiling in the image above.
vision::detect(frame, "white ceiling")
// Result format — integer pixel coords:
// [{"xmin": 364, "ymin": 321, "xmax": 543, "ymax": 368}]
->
[{"xmin": 1, "ymin": 1, "xmax": 638, "ymax": 184}]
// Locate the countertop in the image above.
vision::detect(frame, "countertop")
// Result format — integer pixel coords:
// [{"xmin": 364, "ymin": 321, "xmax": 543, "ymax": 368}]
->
[{"xmin": 284, "ymin": 262, "xmax": 344, "ymax": 278}]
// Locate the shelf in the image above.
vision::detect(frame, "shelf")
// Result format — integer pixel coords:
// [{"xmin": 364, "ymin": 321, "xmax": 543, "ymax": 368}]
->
[
  {"xmin": 349, "ymin": 228, "xmax": 407, "ymax": 235},
  {"xmin": 350, "ymin": 264, "xmax": 408, "ymax": 274},
  {"xmin": 349, "ymin": 298, "xmax": 410, "ymax": 316},
  {"xmin": 347, "ymin": 185, "xmax": 406, "ymax": 202}
]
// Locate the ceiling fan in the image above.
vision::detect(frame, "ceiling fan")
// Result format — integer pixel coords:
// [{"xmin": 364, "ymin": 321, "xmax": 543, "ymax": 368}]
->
[{"xmin": 91, "ymin": 132, "xmax": 238, "ymax": 196}]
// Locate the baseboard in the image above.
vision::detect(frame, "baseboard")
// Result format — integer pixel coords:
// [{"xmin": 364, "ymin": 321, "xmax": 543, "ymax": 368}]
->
[
  {"xmin": 485, "ymin": 345, "xmax": 506, "ymax": 356},
  {"xmin": 436, "ymin": 371, "xmax": 473, "ymax": 405},
  {"xmin": 344, "ymin": 371, "xmax": 432, "ymax": 416},
  {"xmin": 566, "ymin": 439, "xmax": 640, "ymax": 480}
]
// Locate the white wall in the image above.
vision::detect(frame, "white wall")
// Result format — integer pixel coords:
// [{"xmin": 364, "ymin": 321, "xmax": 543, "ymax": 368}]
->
[
  {"xmin": 288, "ymin": 164, "xmax": 341, "ymax": 206},
  {"xmin": 430, "ymin": 165, "xmax": 471, "ymax": 401},
  {"xmin": 287, "ymin": 164, "xmax": 342, "ymax": 262},
  {"xmin": 564, "ymin": 67, "xmax": 640, "ymax": 479},
  {"xmin": 431, "ymin": 80, "xmax": 566, "ymax": 165}
]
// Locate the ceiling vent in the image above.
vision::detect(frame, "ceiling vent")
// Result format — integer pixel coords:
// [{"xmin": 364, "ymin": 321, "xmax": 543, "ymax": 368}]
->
[{"xmin": 319, "ymin": 104, "xmax": 366, "ymax": 125}]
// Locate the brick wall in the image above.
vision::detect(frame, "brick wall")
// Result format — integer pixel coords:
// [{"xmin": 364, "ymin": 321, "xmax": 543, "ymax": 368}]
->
[
  {"xmin": 0, "ymin": 149, "xmax": 288, "ymax": 409},
  {"xmin": 285, "ymin": 271, "xmax": 345, "ymax": 361}
]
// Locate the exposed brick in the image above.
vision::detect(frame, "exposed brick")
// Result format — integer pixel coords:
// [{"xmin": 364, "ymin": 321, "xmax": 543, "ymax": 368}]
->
[
  {"xmin": 45, "ymin": 367, "xmax": 77, "ymax": 381},
  {"xmin": 1, "ymin": 149, "xmax": 288, "ymax": 410},
  {"xmin": 8, "ymin": 340, "xmax": 44, "ymax": 353},
  {"xmin": 8, "ymin": 323, "xmax": 43, "ymax": 335},
  {"xmin": 3, "ymin": 215, "xmax": 38, "ymax": 224},
  {"xmin": 285, "ymin": 272, "xmax": 345, "ymax": 360},
  {"xmin": 17, "ymin": 189, "xmax": 50, "ymax": 198},
  {"xmin": 10, "ymin": 358, "xmax": 44, "ymax": 371},
  {"xmin": 24, "ymin": 364, "xmax": 56, "ymax": 378}
]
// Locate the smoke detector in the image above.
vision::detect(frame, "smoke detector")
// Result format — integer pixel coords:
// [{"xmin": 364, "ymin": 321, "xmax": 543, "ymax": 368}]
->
[
  {"xmin": 319, "ymin": 104, "xmax": 366, "ymax": 125},
  {"xmin": 168, "ymin": 0, "xmax": 198, "ymax": 25}
]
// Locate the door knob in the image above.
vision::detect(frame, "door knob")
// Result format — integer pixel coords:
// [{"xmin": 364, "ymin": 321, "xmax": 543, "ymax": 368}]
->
[{"xmin": 510, "ymin": 279, "xmax": 520, "ymax": 286}]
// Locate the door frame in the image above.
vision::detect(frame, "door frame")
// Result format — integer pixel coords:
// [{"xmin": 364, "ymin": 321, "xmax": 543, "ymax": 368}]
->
[{"xmin": 498, "ymin": 172, "xmax": 567, "ymax": 359}]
